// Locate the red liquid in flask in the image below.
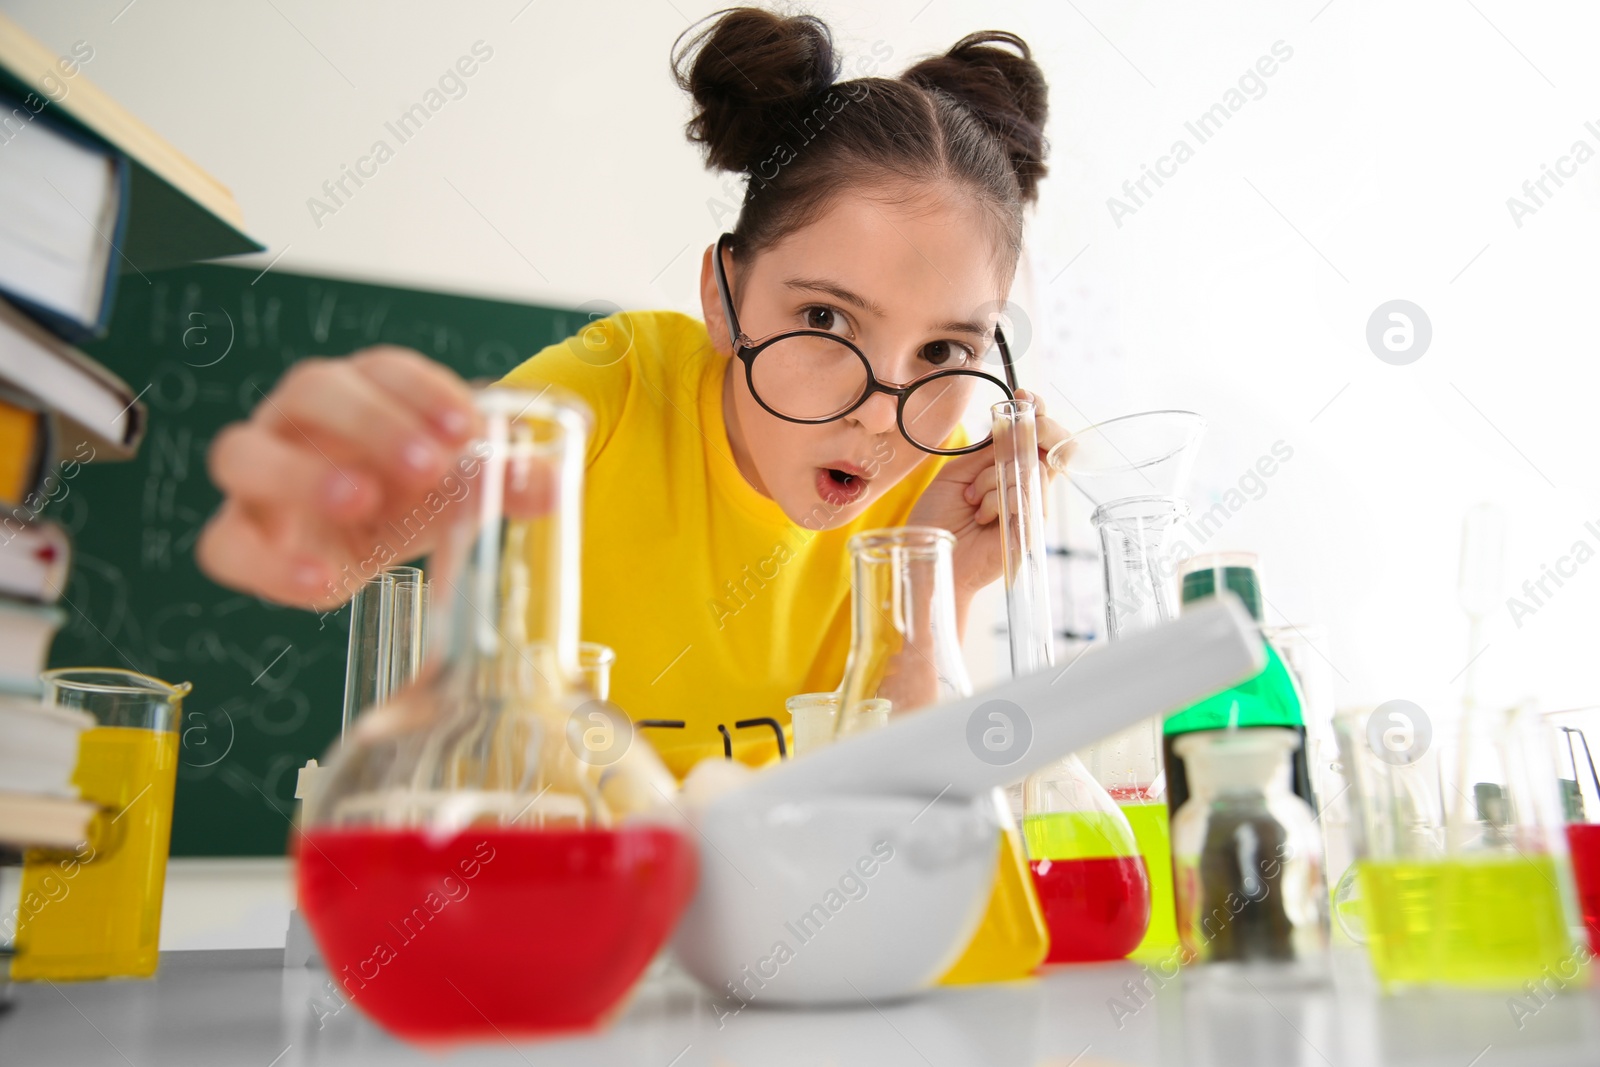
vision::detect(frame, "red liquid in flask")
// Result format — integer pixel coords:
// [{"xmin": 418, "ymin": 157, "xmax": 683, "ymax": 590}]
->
[
  {"xmin": 297, "ymin": 825, "xmax": 696, "ymax": 1043},
  {"xmin": 1566, "ymin": 823, "xmax": 1600, "ymax": 954},
  {"xmin": 1030, "ymin": 855, "xmax": 1151, "ymax": 963}
]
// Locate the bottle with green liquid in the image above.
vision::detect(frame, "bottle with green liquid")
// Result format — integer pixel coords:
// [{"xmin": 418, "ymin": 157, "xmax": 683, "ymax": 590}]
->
[{"xmin": 1162, "ymin": 553, "xmax": 1316, "ymax": 818}]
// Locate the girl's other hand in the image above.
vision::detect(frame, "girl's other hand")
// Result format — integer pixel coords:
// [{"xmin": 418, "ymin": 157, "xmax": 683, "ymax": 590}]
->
[
  {"xmin": 906, "ymin": 389, "xmax": 1069, "ymax": 612},
  {"xmin": 197, "ymin": 347, "xmax": 480, "ymax": 609}
]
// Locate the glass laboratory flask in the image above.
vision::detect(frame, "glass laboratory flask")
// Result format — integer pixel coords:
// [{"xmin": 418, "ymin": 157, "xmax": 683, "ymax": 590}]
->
[
  {"xmin": 296, "ymin": 387, "xmax": 696, "ymax": 1043},
  {"xmin": 835, "ymin": 527, "xmax": 970, "ymax": 734},
  {"xmin": 1170, "ymin": 727, "xmax": 1327, "ymax": 981},
  {"xmin": 999, "ymin": 400, "xmax": 1149, "ymax": 963},
  {"xmin": 830, "ymin": 525, "xmax": 1049, "ymax": 983},
  {"xmin": 1048, "ymin": 410, "xmax": 1206, "ymax": 963}
]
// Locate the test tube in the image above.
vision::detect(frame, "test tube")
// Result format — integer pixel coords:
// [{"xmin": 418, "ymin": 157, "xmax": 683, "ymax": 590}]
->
[
  {"xmin": 340, "ymin": 566, "xmax": 429, "ymax": 738},
  {"xmin": 385, "ymin": 566, "xmax": 426, "ymax": 700},
  {"xmin": 341, "ymin": 570, "xmax": 394, "ymax": 739}
]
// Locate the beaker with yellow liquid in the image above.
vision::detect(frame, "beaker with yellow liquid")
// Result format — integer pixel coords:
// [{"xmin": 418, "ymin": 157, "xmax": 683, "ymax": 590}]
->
[{"xmin": 11, "ymin": 669, "xmax": 190, "ymax": 981}]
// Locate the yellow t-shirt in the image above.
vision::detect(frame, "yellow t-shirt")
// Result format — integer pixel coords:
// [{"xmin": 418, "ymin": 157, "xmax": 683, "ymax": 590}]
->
[{"xmin": 499, "ymin": 310, "xmax": 946, "ymax": 778}]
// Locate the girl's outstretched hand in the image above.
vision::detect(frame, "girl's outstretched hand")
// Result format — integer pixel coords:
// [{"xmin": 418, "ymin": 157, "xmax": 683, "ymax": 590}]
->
[
  {"xmin": 197, "ymin": 347, "xmax": 481, "ymax": 610},
  {"xmin": 905, "ymin": 390, "xmax": 1070, "ymax": 615}
]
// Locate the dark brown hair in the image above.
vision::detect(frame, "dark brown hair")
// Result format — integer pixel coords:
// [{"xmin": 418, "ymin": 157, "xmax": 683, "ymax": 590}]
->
[{"xmin": 672, "ymin": 7, "xmax": 1048, "ymax": 274}]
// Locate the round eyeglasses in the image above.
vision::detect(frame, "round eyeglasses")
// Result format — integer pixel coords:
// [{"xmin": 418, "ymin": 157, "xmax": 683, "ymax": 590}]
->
[{"xmin": 712, "ymin": 233, "xmax": 1017, "ymax": 456}]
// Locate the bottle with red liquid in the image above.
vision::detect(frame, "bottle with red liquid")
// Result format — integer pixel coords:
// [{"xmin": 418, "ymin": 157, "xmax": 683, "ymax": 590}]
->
[
  {"xmin": 992, "ymin": 399, "xmax": 1150, "ymax": 963},
  {"xmin": 297, "ymin": 387, "xmax": 695, "ymax": 1044}
]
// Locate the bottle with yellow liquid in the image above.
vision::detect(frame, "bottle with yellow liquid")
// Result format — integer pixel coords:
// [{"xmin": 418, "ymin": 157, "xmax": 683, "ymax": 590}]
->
[
  {"xmin": 832, "ymin": 523, "xmax": 1049, "ymax": 983},
  {"xmin": 11, "ymin": 669, "xmax": 189, "ymax": 981}
]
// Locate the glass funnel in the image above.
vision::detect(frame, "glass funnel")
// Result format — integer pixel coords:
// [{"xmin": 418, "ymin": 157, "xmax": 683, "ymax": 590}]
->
[
  {"xmin": 997, "ymin": 400, "xmax": 1150, "ymax": 963},
  {"xmin": 295, "ymin": 387, "xmax": 696, "ymax": 1042},
  {"xmin": 1047, "ymin": 409, "xmax": 1206, "ymax": 508}
]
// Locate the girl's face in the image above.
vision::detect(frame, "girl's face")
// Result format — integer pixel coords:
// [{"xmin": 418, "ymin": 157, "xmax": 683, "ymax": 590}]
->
[{"xmin": 701, "ymin": 186, "xmax": 1009, "ymax": 529}]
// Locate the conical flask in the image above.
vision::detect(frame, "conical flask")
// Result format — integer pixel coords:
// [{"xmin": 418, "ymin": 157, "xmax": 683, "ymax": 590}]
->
[
  {"xmin": 829, "ymin": 525, "xmax": 1049, "ymax": 983},
  {"xmin": 999, "ymin": 400, "xmax": 1149, "ymax": 963},
  {"xmin": 295, "ymin": 387, "xmax": 696, "ymax": 1042},
  {"xmin": 1049, "ymin": 410, "xmax": 1206, "ymax": 961},
  {"xmin": 835, "ymin": 527, "xmax": 970, "ymax": 735}
]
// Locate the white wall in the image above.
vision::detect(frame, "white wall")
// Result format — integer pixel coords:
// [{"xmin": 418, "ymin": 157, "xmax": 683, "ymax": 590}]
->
[{"xmin": 9, "ymin": 0, "xmax": 1600, "ymax": 727}]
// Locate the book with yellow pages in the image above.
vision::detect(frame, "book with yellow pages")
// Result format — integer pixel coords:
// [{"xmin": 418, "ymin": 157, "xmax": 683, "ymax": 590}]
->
[
  {"xmin": 0, "ymin": 297, "xmax": 144, "ymax": 458},
  {"xmin": 0, "ymin": 388, "xmax": 50, "ymax": 510}
]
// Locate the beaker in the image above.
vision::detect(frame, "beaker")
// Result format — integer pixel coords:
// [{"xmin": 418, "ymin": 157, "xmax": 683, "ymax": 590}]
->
[
  {"xmin": 12, "ymin": 668, "xmax": 191, "ymax": 980},
  {"xmin": 998, "ymin": 400, "xmax": 1150, "ymax": 962},
  {"xmin": 786, "ymin": 692, "xmax": 887, "ymax": 758},
  {"xmin": 296, "ymin": 387, "xmax": 696, "ymax": 1042},
  {"xmin": 1266, "ymin": 624, "xmax": 1351, "ymax": 939},
  {"xmin": 1170, "ymin": 727, "xmax": 1328, "ymax": 979},
  {"xmin": 1547, "ymin": 706, "xmax": 1600, "ymax": 954},
  {"xmin": 1336, "ymin": 702, "xmax": 1584, "ymax": 990}
]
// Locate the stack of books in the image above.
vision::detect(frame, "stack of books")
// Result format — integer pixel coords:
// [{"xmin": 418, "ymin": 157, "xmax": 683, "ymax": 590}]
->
[
  {"xmin": 0, "ymin": 14, "xmax": 260, "ymax": 852},
  {"xmin": 0, "ymin": 696, "xmax": 94, "ymax": 850}
]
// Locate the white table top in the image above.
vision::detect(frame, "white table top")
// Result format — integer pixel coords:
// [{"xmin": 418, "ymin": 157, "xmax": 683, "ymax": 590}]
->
[{"xmin": 3, "ymin": 948, "xmax": 1598, "ymax": 1066}]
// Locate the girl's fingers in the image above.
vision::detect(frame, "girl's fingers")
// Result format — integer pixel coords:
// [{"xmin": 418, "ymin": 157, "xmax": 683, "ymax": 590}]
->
[
  {"xmin": 975, "ymin": 486, "xmax": 1002, "ymax": 526},
  {"xmin": 1035, "ymin": 416, "xmax": 1072, "ymax": 479},
  {"xmin": 195, "ymin": 502, "xmax": 340, "ymax": 609},
  {"xmin": 350, "ymin": 346, "xmax": 480, "ymax": 443},
  {"xmin": 208, "ymin": 423, "xmax": 378, "ymax": 520},
  {"xmin": 264, "ymin": 358, "xmax": 450, "ymax": 487},
  {"xmin": 963, "ymin": 464, "xmax": 999, "ymax": 506}
]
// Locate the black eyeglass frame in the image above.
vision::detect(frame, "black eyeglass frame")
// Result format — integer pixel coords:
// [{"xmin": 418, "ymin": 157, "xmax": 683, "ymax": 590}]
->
[{"xmin": 712, "ymin": 232, "xmax": 1018, "ymax": 457}]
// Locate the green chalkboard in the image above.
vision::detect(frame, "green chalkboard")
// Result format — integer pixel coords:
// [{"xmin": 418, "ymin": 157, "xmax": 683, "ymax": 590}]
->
[{"xmin": 49, "ymin": 264, "xmax": 582, "ymax": 856}]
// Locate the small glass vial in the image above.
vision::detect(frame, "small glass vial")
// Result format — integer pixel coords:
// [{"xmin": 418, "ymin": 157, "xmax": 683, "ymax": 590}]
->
[{"xmin": 786, "ymin": 692, "xmax": 888, "ymax": 758}]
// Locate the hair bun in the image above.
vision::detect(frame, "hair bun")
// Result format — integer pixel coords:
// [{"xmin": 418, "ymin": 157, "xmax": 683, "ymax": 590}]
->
[
  {"xmin": 673, "ymin": 7, "xmax": 838, "ymax": 175},
  {"xmin": 903, "ymin": 31, "xmax": 1049, "ymax": 201}
]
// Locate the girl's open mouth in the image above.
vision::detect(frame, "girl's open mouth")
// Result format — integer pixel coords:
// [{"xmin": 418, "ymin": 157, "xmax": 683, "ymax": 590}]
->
[{"xmin": 815, "ymin": 465, "xmax": 869, "ymax": 507}]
